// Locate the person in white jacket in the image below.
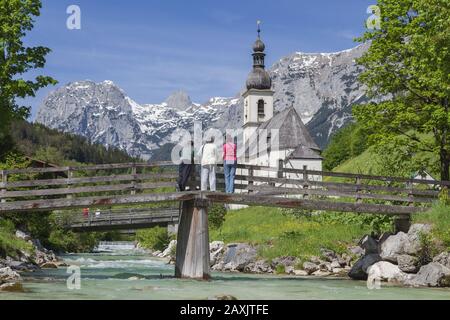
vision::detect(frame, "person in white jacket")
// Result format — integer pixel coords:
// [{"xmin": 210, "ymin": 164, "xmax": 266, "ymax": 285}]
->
[{"xmin": 200, "ymin": 136, "xmax": 218, "ymax": 191}]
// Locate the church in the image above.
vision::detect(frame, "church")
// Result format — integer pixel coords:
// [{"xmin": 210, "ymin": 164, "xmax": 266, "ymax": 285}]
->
[{"xmin": 239, "ymin": 26, "xmax": 323, "ymax": 175}]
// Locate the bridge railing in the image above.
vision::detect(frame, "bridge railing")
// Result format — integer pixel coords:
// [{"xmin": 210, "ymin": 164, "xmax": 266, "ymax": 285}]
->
[
  {"xmin": 0, "ymin": 161, "xmax": 447, "ymax": 214},
  {"xmin": 213, "ymin": 162, "xmax": 445, "ymax": 206},
  {"xmin": 65, "ymin": 207, "xmax": 179, "ymax": 225},
  {"xmin": 0, "ymin": 161, "xmax": 178, "ymax": 200}
]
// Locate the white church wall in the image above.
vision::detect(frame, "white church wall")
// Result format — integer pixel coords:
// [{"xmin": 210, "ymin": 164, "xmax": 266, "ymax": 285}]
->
[{"xmin": 243, "ymin": 90, "xmax": 274, "ymax": 124}]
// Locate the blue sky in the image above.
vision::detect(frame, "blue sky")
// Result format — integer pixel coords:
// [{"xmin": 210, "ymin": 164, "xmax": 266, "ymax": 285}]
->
[{"xmin": 22, "ymin": 0, "xmax": 374, "ymax": 119}]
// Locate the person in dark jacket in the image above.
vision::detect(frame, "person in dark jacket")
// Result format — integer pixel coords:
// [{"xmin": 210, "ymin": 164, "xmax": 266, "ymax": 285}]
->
[{"xmin": 177, "ymin": 140, "xmax": 194, "ymax": 191}]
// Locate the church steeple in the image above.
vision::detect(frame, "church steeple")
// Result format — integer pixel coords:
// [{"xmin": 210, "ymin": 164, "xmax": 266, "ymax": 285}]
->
[
  {"xmin": 252, "ymin": 21, "xmax": 266, "ymax": 68},
  {"xmin": 246, "ymin": 21, "xmax": 271, "ymax": 90},
  {"xmin": 243, "ymin": 21, "xmax": 274, "ymax": 141}
]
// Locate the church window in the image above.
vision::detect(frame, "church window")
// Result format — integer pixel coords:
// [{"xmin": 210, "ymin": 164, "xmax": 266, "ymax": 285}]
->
[{"xmin": 257, "ymin": 99, "xmax": 265, "ymax": 116}]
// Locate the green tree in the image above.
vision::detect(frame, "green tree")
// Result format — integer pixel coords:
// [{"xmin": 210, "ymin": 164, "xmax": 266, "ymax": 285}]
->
[
  {"xmin": 353, "ymin": 0, "xmax": 450, "ymax": 180},
  {"xmin": 0, "ymin": 0, "xmax": 56, "ymax": 140},
  {"xmin": 322, "ymin": 123, "xmax": 370, "ymax": 170}
]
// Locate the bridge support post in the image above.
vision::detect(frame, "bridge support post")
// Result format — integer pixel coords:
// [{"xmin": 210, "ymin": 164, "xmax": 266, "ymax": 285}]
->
[
  {"xmin": 175, "ymin": 198, "xmax": 210, "ymax": 280},
  {"xmin": 394, "ymin": 214, "xmax": 411, "ymax": 233}
]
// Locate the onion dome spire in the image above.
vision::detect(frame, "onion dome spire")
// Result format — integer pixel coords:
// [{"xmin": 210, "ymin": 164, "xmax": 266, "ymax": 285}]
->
[{"xmin": 246, "ymin": 20, "xmax": 272, "ymax": 90}]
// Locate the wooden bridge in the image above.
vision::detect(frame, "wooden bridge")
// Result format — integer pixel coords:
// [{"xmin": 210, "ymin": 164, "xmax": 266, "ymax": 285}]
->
[
  {"xmin": 1, "ymin": 161, "xmax": 448, "ymax": 279},
  {"xmin": 60, "ymin": 207, "xmax": 179, "ymax": 232}
]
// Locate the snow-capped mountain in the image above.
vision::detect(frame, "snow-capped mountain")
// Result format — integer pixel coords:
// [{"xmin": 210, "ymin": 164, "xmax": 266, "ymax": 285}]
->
[
  {"xmin": 35, "ymin": 81, "xmax": 238, "ymax": 159},
  {"xmin": 36, "ymin": 44, "xmax": 369, "ymax": 159},
  {"xmin": 213, "ymin": 43, "xmax": 370, "ymax": 148}
]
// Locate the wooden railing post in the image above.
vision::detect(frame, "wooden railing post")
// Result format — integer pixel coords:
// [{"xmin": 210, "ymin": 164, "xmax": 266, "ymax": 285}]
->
[
  {"xmin": 131, "ymin": 163, "xmax": 137, "ymax": 195},
  {"xmin": 66, "ymin": 168, "xmax": 73, "ymax": 199},
  {"xmin": 248, "ymin": 167, "xmax": 254, "ymax": 193},
  {"xmin": 1, "ymin": 170, "xmax": 6, "ymax": 203},
  {"xmin": 277, "ymin": 159, "xmax": 284, "ymax": 179},
  {"xmin": 355, "ymin": 177, "xmax": 362, "ymax": 204},
  {"xmin": 302, "ymin": 165, "xmax": 309, "ymax": 199},
  {"xmin": 406, "ymin": 181, "xmax": 414, "ymax": 206}
]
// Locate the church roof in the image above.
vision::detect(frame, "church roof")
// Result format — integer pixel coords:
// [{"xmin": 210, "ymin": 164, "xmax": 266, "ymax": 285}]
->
[
  {"xmin": 258, "ymin": 107, "xmax": 321, "ymax": 151},
  {"xmin": 287, "ymin": 145, "xmax": 323, "ymax": 160},
  {"xmin": 246, "ymin": 67, "xmax": 272, "ymax": 90}
]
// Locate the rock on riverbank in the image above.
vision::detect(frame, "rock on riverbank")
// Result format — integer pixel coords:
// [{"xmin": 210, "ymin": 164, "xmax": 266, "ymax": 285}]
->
[
  {"xmin": 348, "ymin": 224, "xmax": 450, "ymax": 287},
  {"xmin": 0, "ymin": 267, "xmax": 24, "ymax": 292}
]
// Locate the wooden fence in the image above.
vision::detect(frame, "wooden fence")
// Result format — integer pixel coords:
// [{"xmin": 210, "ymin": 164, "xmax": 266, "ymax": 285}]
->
[{"xmin": 0, "ymin": 161, "xmax": 446, "ymax": 214}]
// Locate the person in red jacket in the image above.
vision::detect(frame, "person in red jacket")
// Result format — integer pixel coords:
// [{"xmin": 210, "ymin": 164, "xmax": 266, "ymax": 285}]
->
[{"xmin": 223, "ymin": 135, "xmax": 237, "ymax": 193}]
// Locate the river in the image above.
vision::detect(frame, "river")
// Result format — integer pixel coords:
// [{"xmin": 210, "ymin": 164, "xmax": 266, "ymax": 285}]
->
[{"xmin": 2, "ymin": 242, "xmax": 450, "ymax": 300}]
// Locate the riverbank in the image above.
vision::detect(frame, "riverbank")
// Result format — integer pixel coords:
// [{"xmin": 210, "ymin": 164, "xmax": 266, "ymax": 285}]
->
[
  {"xmin": 0, "ymin": 229, "xmax": 66, "ymax": 292},
  {"xmin": 150, "ymin": 204, "xmax": 450, "ymax": 288}
]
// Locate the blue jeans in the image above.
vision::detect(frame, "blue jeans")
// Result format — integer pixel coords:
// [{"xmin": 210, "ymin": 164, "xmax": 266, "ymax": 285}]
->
[{"xmin": 224, "ymin": 162, "xmax": 236, "ymax": 193}]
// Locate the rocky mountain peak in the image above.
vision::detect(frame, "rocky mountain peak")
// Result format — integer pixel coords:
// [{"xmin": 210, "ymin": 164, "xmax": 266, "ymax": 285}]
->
[{"xmin": 164, "ymin": 90, "xmax": 192, "ymax": 111}]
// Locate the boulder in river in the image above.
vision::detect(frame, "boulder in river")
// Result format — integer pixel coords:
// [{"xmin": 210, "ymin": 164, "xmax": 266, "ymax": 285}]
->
[
  {"xmin": 271, "ymin": 256, "xmax": 297, "ymax": 268},
  {"xmin": 0, "ymin": 282, "xmax": 25, "ymax": 293},
  {"xmin": 312, "ymin": 270, "xmax": 331, "ymax": 277},
  {"xmin": 214, "ymin": 243, "xmax": 257, "ymax": 272},
  {"xmin": 380, "ymin": 224, "xmax": 432, "ymax": 263},
  {"xmin": 293, "ymin": 269, "xmax": 309, "ymax": 276},
  {"xmin": 433, "ymin": 252, "xmax": 450, "ymax": 269},
  {"xmin": 0, "ymin": 267, "xmax": 22, "ymax": 283},
  {"xmin": 302, "ymin": 261, "xmax": 318, "ymax": 275},
  {"xmin": 244, "ymin": 260, "xmax": 273, "ymax": 274},
  {"xmin": 320, "ymin": 248, "xmax": 337, "ymax": 262},
  {"xmin": 397, "ymin": 254, "xmax": 420, "ymax": 273},
  {"xmin": 209, "ymin": 241, "xmax": 225, "ymax": 266},
  {"xmin": 367, "ymin": 261, "xmax": 409, "ymax": 284},
  {"xmin": 348, "ymin": 254, "xmax": 382, "ymax": 280},
  {"xmin": 40, "ymin": 262, "xmax": 59, "ymax": 269},
  {"xmin": 359, "ymin": 235, "xmax": 379, "ymax": 255},
  {"xmin": 161, "ymin": 240, "xmax": 177, "ymax": 258},
  {"xmin": 404, "ymin": 262, "xmax": 450, "ymax": 287}
]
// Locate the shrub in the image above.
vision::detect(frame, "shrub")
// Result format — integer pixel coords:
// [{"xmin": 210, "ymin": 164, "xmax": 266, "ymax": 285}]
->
[
  {"xmin": 282, "ymin": 209, "xmax": 393, "ymax": 235},
  {"xmin": 417, "ymin": 232, "xmax": 435, "ymax": 266},
  {"xmin": 136, "ymin": 227, "xmax": 172, "ymax": 251},
  {"xmin": 208, "ymin": 204, "xmax": 227, "ymax": 229},
  {"xmin": 275, "ymin": 264, "xmax": 286, "ymax": 274},
  {"xmin": 0, "ymin": 219, "xmax": 33, "ymax": 257},
  {"xmin": 438, "ymin": 187, "xmax": 449, "ymax": 206},
  {"xmin": 414, "ymin": 203, "xmax": 450, "ymax": 251}
]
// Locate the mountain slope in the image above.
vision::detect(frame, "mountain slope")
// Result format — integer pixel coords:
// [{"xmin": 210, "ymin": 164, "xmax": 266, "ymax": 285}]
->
[{"xmin": 36, "ymin": 81, "xmax": 238, "ymax": 159}]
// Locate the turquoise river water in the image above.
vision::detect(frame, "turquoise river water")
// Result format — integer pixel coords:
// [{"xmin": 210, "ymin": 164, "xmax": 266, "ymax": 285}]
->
[{"xmin": 1, "ymin": 249, "xmax": 450, "ymax": 300}]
